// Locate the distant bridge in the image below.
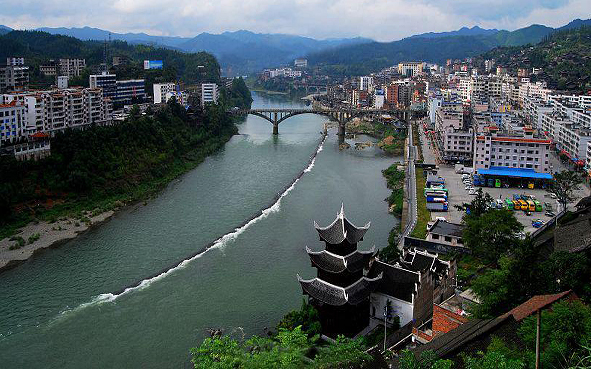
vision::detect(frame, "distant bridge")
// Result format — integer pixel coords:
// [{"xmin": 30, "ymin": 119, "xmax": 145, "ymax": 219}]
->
[{"xmin": 229, "ymin": 108, "xmax": 411, "ymax": 135}]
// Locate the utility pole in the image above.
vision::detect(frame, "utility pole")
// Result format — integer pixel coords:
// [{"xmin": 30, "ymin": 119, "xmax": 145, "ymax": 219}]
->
[{"xmin": 535, "ymin": 309, "xmax": 541, "ymax": 369}]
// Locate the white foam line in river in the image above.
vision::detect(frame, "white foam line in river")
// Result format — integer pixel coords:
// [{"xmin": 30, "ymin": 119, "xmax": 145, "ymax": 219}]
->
[{"xmin": 56, "ymin": 134, "xmax": 327, "ymax": 318}]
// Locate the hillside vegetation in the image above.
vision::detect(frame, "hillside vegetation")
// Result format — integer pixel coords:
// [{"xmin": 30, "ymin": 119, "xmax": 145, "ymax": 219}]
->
[{"xmin": 479, "ymin": 26, "xmax": 591, "ymax": 92}]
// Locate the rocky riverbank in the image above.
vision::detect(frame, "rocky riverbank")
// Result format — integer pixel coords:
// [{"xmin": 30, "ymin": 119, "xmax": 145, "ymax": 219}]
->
[{"xmin": 0, "ymin": 210, "xmax": 115, "ymax": 273}]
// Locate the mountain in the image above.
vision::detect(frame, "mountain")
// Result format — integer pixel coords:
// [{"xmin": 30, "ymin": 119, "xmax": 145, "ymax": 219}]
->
[
  {"xmin": 36, "ymin": 26, "xmax": 190, "ymax": 48},
  {"xmin": 179, "ymin": 30, "xmax": 371, "ymax": 75},
  {"xmin": 35, "ymin": 27, "xmax": 372, "ymax": 75},
  {"xmin": 308, "ymin": 19, "xmax": 591, "ymax": 76},
  {"xmin": 0, "ymin": 30, "xmax": 221, "ymax": 85},
  {"xmin": 0, "ymin": 25, "xmax": 12, "ymax": 35},
  {"xmin": 478, "ymin": 26, "xmax": 591, "ymax": 92},
  {"xmin": 410, "ymin": 26, "xmax": 499, "ymax": 39}
]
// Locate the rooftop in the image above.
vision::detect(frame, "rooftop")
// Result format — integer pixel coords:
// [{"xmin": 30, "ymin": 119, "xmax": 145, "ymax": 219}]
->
[
  {"xmin": 297, "ymin": 274, "xmax": 382, "ymax": 306},
  {"xmin": 367, "ymin": 260, "xmax": 420, "ymax": 303},
  {"xmin": 428, "ymin": 220, "xmax": 464, "ymax": 237},
  {"xmin": 478, "ymin": 166, "xmax": 552, "ymax": 180},
  {"xmin": 314, "ymin": 204, "xmax": 370, "ymax": 245}
]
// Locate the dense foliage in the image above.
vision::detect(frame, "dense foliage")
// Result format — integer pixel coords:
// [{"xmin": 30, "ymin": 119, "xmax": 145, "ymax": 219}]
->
[
  {"xmin": 0, "ymin": 30, "xmax": 221, "ymax": 87},
  {"xmin": 190, "ymin": 326, "xmax": 373, "ymax": 369},
  {"xmin": 0, "ymin": 99, "xmax": 243, "ymax": 238},
  {"xmin": 379, "ymin": 164, "xmax": 405, "ymax": 262},
  {"xmin": 478, "ymin": 26, "xmax": 591, "ymax": 92},
  {"xmin": 276, "ymin": 300, "xmax": 322, "ymax": 338}
]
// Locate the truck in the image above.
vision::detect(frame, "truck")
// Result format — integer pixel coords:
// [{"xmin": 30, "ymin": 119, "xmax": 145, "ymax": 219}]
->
[
  {"xmin": 473, "ymin": 174, "xmax": 482, "ymax": 187},
  {"xmin": 427, "ymin": 202, "xmax": 448, "ymax": 211},
  {"xmin": 427, "ymin": 197, "xmax": 447, "ymax": 203}
]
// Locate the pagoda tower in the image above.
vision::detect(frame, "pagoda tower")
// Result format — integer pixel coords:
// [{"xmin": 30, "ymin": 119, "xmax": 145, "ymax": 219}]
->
[{"xmin": 297, "ymin": 204, "xmax": 382, "ymax": 337}]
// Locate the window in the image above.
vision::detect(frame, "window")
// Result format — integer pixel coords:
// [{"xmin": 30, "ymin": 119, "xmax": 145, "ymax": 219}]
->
[
  {"xmin": 432, "ymin": 234, "xmax": 439, "ymax": 239},
  {"xmin": 444, "ymin": 236, "xmax": 452, "ymax": 242}
]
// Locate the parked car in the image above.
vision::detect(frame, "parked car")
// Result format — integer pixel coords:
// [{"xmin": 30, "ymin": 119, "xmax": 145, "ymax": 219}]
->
[
  {"xmin": 469, "ymin": 189, "xmax": 477, "ymax": 195},
  {"xmin": 532, "ymin": 219, "xmax": 545, "ymax": 228},
  {"xmin": 545, "ymin": 211, "xmax": 555, "ymax": 217}
]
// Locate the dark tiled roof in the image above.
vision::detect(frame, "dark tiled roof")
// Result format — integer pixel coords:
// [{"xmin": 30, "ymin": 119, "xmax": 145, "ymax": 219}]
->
[
  {"xmin": 503, "ymin": 290, "xmax": 574, "ymax": 321},
  {"xmin": 575, "ymin": 196, "xmax": 591, "ymax": 209},
  {"xmin": 297, "ymin": 274, "xmax": 382, "ymax": 306},
  {"xmin": 429, "ymin": 220, "xmax": 464, "ymax": 237},
  {"xmin": 412, "ymin": 316, "xmax": 510, "ymax": 357},
  {"xmin": 306, "ymin": 246, "xmax": 376, "ymax": 273},
  {"xmin": 554, "ymin": 213, "xmax": 591, "ymax": 253},
  {"xmin": 367, "ymin": 260, "xmax": 420, "ymax": 303},
  {"xmin": 314, "ymin": 204, "xmax": 370, "ymax": 245},
  {"xmin": 400, "ymin": 249, "xmax": 450, "ymax": 278}
]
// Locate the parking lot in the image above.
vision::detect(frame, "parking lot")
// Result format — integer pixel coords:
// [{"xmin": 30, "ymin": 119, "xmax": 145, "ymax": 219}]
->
[{"xmin": 418, "ymin": 121, "xmax": 590, "ymax": 234}]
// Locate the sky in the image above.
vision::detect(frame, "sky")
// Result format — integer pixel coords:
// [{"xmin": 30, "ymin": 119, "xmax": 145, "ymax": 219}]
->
[{"xmin": 1, "ymin": 0, "xmax": 590, "ymax": 41}]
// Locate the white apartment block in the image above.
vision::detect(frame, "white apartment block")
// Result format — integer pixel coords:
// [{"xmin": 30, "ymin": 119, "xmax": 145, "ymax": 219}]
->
[
  {"xmin": 428, "ymin": 95, "xmax": 443, "ymax": 124},
  {"xmin": 398, "ymin": 62, "xmax": 424, "ymax": 77},
  {"xmin": 359, "ymin": 76, "xmax": 374, "ymax": 91},
  {"xmin": 442, "ymin": 126, "xmax": 473, "ymax": 161},
  {"xmin": 0, "ymin": 65, "xmax": 29, "ymax": 92},
  {"xmin": 59, "ymin": 59, "xmax": 86, "ymax": 78},
  {"xmin": 153, "ymin": 82, "xmax": 176, "ymax": 104},
  {"xmin": 0, "ymin": 100, "xmax": 27, "ymax": 147},
  {"xmin": 473, "ymin": 130, "xmax": 551, "ymax": 173},
  {"xmin": 518, "ymin": 81, "xmax": 550, "ymax": 107},
  {"xmin": 521, "ymin": 96, "xmax": 553, "ymax": 130},
  {"xmin": 586, "ymin": 142, "xmax": 591, "ymax": 174},
  {"xmin": 201, "ymin": 83, "xmax": 219, "ymax": 106},
  {"xmin": 6, "ymin": 57, "xmax": 25, "ymax": 66},
  {"xmin": 458, "ymin": 76, "xmax": 502, "ymax": 103},
  {"xmin": 1, "ymin": 87, "xmax": 112, "ymax": 136}
]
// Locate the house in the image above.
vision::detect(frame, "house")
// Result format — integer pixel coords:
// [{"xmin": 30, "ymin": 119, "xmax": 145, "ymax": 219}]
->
[{"xmin": 426, "ymin": 220, "xmax": 465, "ymax": 248}]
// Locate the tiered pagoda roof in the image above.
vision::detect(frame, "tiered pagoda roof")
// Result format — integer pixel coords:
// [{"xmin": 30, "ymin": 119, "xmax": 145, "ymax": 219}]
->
[
  {"xmin": 313, "ymin": 204, "xmax": 370, "ymax": 245},
  {"xmin": 306, "ymin": 246, "xmax": 376, "ymax": 273},
  {"xmin": 297, "ymin": 274, "xmax": 383, "ymax": 306}
]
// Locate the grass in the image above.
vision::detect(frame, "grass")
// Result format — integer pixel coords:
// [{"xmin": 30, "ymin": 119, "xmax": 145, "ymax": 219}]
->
[{"xmin": 410, "ymin": 168, "xmax": 430, "ymax": 239}]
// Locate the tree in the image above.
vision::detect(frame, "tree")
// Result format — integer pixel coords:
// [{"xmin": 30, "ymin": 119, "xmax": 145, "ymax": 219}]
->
[
  {"xmin": 462, "ymin": 209, "xmax": 523, "ymax": 266},
  {"xmin": 277, "ymin": 299, "xmax": 321, "ymax": 337},
  {"xmin": 548, "ymin": 170, "xmax": 582, "ymax": 212},
  {"xmin": 398, "ymin": 350, "xmax": 452, "ymax": 369},
  {"xmin": 457, "ymin": 189, "xmax": 495, "ymax": 219},
  {"xmin": 314, "ymin": 335, "xmax": 372, "ymax": 368},
  {"xmin": 463, "ymin": 351, "xmax": 525, "ymax": 369}
]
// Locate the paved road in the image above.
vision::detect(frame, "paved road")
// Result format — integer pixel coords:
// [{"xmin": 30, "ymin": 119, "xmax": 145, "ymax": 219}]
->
[{"xmin": 399, "ymin": 121, "xmax": 418, "ymax": 248}]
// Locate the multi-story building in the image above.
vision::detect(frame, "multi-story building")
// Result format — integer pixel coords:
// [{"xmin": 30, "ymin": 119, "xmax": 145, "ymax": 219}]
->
[
  {"xmin": 434, "ymin": 102, "xmax": 470, "ymax": 162},
  {"xmin": 153, "ymin": 82, "xmax": 177, "ymax": 104},
  {"xmin": 0, "ymin": 64, "xmax": 29, "ymax": 93},
  {"xmin": 359, "ymin": 76, "xmax": 374, "ymax": 91},
  {"xmin": 89, "ymin": 73, "xmax": 117, "ymax": 101},
  {"xmin": 398, "ymin": 62, "xmax": 424, "ymax": 77},
  {"xmin": 473, "ymin": 129, "xmax": 551, "ymax": 173},
  {"xmin": 0, "ymin": 100, "xmax": 27, "ymax": 147},
  {"xmin": 428, "ymin": 95, "xmax": 443, "ymax": 125},
  {"xmin": 294, "ymin": 59, "xmax": 308, "ymax": 68},
  {"xmin": 201, "ymin": 83, "xmax": 219, "ymax": 106},
  {"xmin": 6, "ymin": 57, "xmax": 25, "ymax": 66},
  {"xmin": 385, "ymin": 84, "xmax": 399, "ymax": 108},
  {"xmin": 518, "ymin": 81, "xmax": 550, "ymax": 107},
  {"xmin": 40, "ymin": 63, "xmax": 58, "ymax": 76},
  {"xmin": 115, "ymin": 79, "xmax": 145, "ymax": 106},
  {"xmin": 59, "ymin": 58, "xmax": 86, "ymax": 78},
  {"xmin": 459, "ymin": 76, "xmax": 502, "ymax": 103}
]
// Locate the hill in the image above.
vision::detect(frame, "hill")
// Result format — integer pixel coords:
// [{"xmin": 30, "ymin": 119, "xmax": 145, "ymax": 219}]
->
[
  {"xmin": 35, "ymin": 27, "xmax": 371, "ymax": 75},
  {"xmin": 0, "ymin": 30, "xmax": 221, "ymax": 85},
  {"xmin": 0, "ymin": 25, "xmax": 12, "ymax": 35},
  {"xmin": 308, "ymin": 19, "xmax": 591, "ymax": 76},
  {"xmin": 478, "ymin": 26, "xmax": 591, "ymax": 92}
]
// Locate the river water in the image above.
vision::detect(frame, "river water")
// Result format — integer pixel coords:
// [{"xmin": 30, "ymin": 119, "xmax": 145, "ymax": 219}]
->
[{"xmin": 0, "ymin": 92, "xmax": 398, "ymax": 368}]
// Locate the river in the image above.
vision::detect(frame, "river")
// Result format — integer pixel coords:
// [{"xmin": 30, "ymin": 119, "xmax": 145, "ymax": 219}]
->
[{"xmin": 0, "ymin": 92, "xmax": 398, "ymax": 368}]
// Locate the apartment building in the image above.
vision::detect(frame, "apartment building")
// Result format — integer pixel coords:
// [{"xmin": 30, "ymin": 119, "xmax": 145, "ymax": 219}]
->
[
  {"xmin": 0, "ymin": 100, "xmax": 27, "ymax": 147},
  {"xmin": 521, "ymin": 96, "xmax": 554, "ymax": 130},
  {"xmin": 153, "ymin": 82, "xmax": 176, "ymax": 104},
  {"xmin": 6, "ymin": 57, "xmax": 24, "ymax": 66},
  {"xmin": 59, "ymin": 59, "xmax": 86, "ymax": 78},
  {"xmin": 473, "ymin": 129, "xmax": 551, "ymax": 173},
  {"xmin": 518, "ymin": 81, "xmax": 551, "ymax": 107},
  {"xmin": 201, "ymin": 83, "xmax": 219, "ymax": 106},
  {"xmin": 115, "ymin": 79, "xmax": 146, "ymax": 105},
  {"xmin": 89, "ymin": 73, "xmax": 117, "ymax": 100},
  {"xmin": 398, "ymin": 62, "xmax": 424, "ymax": 77},
  {"xmin": 434, "ymin": 102, "xmax": 470, "ymax": 162},
  {"xmin": 359, "ymin": 76, "xmax": 374, "ymax": 91},
  {"xmin": 0, "ymin": 64, "xmax": 29, "ymax": 93}
]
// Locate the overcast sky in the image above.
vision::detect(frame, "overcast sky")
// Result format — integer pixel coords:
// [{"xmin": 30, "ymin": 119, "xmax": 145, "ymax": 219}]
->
[{"xmin": 1, "ymin": 0, "xmax": 590, "ymax": 41}]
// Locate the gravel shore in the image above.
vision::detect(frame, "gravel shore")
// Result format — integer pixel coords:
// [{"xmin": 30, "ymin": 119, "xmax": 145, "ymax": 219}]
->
[{"xmin": 0, "ymin": 211, "xmax": 115, "ymax": 273}]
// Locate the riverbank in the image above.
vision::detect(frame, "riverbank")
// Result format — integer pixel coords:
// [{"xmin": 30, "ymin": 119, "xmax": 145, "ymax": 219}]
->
[
  {"xmin": 0, "ymin": 107, "xmax": 240, "ymax": 273},
  {"xmin": 346, "ymin": 119, "xmax": 407, "ymax": 156},
  {"xmin": 249, "ymin": 88, "xmax": 289, "ymax": 95}
]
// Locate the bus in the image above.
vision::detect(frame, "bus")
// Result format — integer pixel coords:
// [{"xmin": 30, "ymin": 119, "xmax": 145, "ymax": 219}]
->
[
  {"xmin": 534, "ymin": 200, "xmax": 543, "ymax": 212},
  {"xmin": 527, "ymin": 200, "xmax": 536, "ymax": 211},
  {"xmin": 505, "ymin": 199, "xmax": 514, "ymax": 210},
  {"xmin": 518, "ymin": 200, "xmax": 528, "ymax": 210},
  {"xmin": 512, "ymin": 200, "xmax": 520, "ymax": 210},
  {"xmin": 424, "ymin": 188, "xmax": 448, "ymax": 195}
]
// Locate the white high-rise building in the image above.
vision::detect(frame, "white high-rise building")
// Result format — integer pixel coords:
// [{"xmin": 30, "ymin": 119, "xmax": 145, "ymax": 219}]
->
[
  {"xmin": 153, "ymin": 83, "xmax": 177, "ymax": 104},
  {"xmin": 201, "ymin": 83, "xmax": 219, "ymax": 106}
]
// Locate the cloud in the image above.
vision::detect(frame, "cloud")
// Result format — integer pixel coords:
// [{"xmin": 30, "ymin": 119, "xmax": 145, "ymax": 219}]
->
[{"xmin": 0, "ymin": 0, "xmax": 589, "ymax": 41}]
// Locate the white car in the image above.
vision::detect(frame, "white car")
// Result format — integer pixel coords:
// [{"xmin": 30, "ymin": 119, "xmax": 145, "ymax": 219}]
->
[{"xmin": 469, "ymin": 189, "xmax": 477, "ymax": 195}]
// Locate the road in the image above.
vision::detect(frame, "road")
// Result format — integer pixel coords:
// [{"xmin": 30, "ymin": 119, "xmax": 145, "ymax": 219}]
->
[{"xmin": 399, "ymin": 121, "xmax": 418, "ymax": 248}]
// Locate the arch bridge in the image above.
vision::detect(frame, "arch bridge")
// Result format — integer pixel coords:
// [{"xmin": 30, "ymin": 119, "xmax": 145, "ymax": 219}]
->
[{"xmin": 230, "ymin": 108, "xmax": 411, "ymax": 135}]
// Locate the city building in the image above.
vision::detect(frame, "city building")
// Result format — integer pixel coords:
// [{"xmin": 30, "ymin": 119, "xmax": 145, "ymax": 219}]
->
[
  {"xmin": 115, "ymin": 79, "xmax": 146, "ymax": 106},
  {"xmin": 6, "ymin": 57, "xmax": 25, "ymax": 66},
  {"xmin": 0, "ymin": 100, "xmax": 27, "ymax": 147},
  {"xmin": 40, "ymin": 63, "xmax": 58, "ymax": 76},
  {"xmin": 294, "ymin": 58, "xmax": 308, "ymax": 68},
  {"xmin": 473, "ymin": 128, "xmax": 551, "ymax": 173},
  {"xmin": 398, "ymin": 62, "xmax": 424, "ymax": 77},
  {"xmin": 298, "ymin": 206, "xmax": 380, "ymax": 337},
  {"xmin": 59, "ymin": 58, "xmax": 86, "ymax": 78},
  {"xmin": 426, "ymin": 220, "xmax": 465, "ymax": 247},
  {"xmin": 89, "ymin": 73, "xmax": 117, "ymax": 100},
  {"xmin": 153, "ymin": 82, "xmax": 177, "ymax": 104},
  {"xmin": 359, "ymin": 76, "xmax": 374, "ymax": 92},
  {"xmin": 201, "ymin": 83, "xmax": 219, "ymax": 106},
  {"xmin": 0, "ymin": 63, "xmax": 29, "ymax": 93}
]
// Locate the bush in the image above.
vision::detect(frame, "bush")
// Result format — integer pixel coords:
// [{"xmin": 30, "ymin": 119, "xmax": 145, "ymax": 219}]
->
[{"xmin": 27, "ymin": 232, "xmax": 40, "ymax": 244}]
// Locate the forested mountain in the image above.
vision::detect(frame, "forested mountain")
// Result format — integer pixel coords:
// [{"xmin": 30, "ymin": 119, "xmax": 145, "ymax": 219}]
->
[
  {"xmin": 0, "ymin": 30, "xmax": 221, "ymax": 84},
  {"xmin": 409, "ymin": 26, "xmax": 499, "ymax": 39},
  {"xmin": 0, "ymin": 25, "xmax": 12, "ymax": 35},
  {"xmin": 34, "ymin": 27, "xmax": 371, "ymax": 75},
  {"xmin": 308, "ymin": 19, "xmax": 591, "ymax": 76},
  {"xmin": 477, "ymin": 26, "xmax": 591, "ymax": 92}
]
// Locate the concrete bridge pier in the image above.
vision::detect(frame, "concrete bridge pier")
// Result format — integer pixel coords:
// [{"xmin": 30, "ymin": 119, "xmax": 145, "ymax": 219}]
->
[
  {"xmin": 273, "ymin": 122, "xmax": 279, "ymax": 135},
  {"xmin": 338, "ymin": 122, "xmax": 346, "ymax": 137}
]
